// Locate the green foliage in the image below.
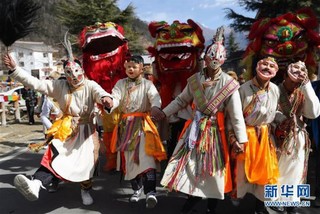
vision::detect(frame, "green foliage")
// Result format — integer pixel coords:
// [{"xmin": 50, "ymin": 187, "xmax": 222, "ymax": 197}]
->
[
  {"xmin": 225, "ymin": 0, "xmax": 320, "ymax": 32},
  {"xmin": 226, "ymin": 30, "xmax": 239, "ymax": 57},
  {"xmin": 55, "ymin": 0, "xmax": 145, "ymax": 53}
]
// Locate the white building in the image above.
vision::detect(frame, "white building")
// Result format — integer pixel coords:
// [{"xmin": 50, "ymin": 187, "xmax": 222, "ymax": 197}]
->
[{"xmin": 9, "ymin": 41, "xmax": 58, "ymax": 79}]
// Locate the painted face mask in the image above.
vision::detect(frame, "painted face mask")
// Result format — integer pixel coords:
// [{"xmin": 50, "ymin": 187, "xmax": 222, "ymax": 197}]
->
[
  {"xmin": 64, "ymin": 61, "xmax": 85, "ymax": 88},
  {"xmin": 256, "ymin": 57, "xmax": 279, "ymax": 81},
  {"xmin": 205, "ymin": 26, "xmax": 226, "ymax": 70},
  {"xmin": 287, "ymin": 61, "xmax": 307, "ymax": 83},
  {"xmin": 205, "ymin": 43, "xmax": 226, "ymax": 70}
]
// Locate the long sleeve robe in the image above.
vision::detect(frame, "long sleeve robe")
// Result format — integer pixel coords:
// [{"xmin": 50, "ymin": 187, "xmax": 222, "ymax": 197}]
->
[{"xmin": 10, "ymin": 67, "xmax": 112, "ymax": 182}]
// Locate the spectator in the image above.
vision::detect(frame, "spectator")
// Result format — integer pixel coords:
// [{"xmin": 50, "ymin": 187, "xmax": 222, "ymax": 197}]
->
[{"xmin": 22, "ymin": 86, "xmax": 38, "ymax": 125}]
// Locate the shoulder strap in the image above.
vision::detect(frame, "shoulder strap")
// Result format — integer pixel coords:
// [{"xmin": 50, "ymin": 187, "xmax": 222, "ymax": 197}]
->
[
  {"xmin": 188, "ymin": 73, "xmax": 239, "ymax": 115},
  {"xmin": 205, "ymin": 78, "xmax": 239, "ymax": 115},
  {"xmin": 188, "ymin": 73, "xmax": 208, "ymax": 111}
]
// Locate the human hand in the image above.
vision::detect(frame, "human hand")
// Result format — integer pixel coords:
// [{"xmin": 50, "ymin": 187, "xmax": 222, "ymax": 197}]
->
[
  {"xmin": 150, "ymin": 106, "xmax": 166, "ymax": 121},
  {"xmin": 231, "ymin": 141, "xmax": 245, "ymax": 158},
  {"xmin": 3, "ymin": 54, "xmax": 16, "ymax": 70},
  {"xmin": 101, "ymin": 96, "xmax": 113, "ymax": 109}
]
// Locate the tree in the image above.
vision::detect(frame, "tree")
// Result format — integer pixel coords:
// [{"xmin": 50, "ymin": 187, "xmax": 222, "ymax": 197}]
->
[
  {"xmin": 226, "ymin": 30, "xmax": 239, "ymax": 57},
  {"xmin": 224, "ymin": 0, "xmax": 320, "ymax": 32},
  {"xmin": 55, "ymin": 0, "xmax": 144, "ymax": 53}
]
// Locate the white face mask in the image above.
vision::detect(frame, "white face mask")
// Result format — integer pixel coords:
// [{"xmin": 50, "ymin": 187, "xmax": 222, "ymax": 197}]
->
[
  {"xmin": 205, "ymin": 43, "xmax": 226, "ymax": 70},
  {"xmin": 256, "ymin": 58, "xmax": 278, "ymax": 81},
  {"xmin": 287, "ymin": 61, "xmax": 307, "ymax": 83},
  {"xmin": 64, "ymin": 61, "xmax": 85, "ymax": 88}
]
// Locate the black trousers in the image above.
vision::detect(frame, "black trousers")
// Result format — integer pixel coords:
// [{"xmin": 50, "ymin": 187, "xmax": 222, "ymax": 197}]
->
[
  {"xmin": 167, "ymin": 119, "xmax": 186, "ymax": 159},
  {"xmin": 130, "ymin": 169, "xmax": 156, "ymax": 194},
  {"xmin": 33, "ymin": 165, "xmax": 59, "ymax": 187},
  {"xmin": 181, "ymin": 195, "xmax": 218, "ymax": 213},
  {"xmin": 33, "ymin": 145, "xmax": 92, "ymax": 190},
  {"xmin": 26, "ymin": 103, "xmax": 35, "ymax": 124}
]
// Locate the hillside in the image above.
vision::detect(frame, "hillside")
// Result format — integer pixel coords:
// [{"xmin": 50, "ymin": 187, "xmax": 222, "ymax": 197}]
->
[
  {"xmin": 20, "ymin": 0, "xmax": 153, "ymax": 56},
  {"xmin": 20, "ymin": 1, "xmax": 247, "ymax": 56}
]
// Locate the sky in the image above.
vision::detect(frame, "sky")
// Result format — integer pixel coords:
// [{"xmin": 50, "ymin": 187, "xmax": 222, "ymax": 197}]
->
[{"xmin": 117, "ymin": 0, "xmax": 256, "ymax": 30}]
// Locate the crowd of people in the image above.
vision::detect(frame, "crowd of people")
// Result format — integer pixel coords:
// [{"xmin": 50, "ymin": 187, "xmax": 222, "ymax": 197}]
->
[{"xmin": 2, "ymin": 30, "xmax": 320, "ymax": 214}]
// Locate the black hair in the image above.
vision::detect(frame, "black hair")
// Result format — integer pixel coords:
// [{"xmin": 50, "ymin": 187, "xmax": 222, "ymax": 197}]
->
[{"xmin": 127, "ymin": 55, "xmax": 144, "ymax": 64}]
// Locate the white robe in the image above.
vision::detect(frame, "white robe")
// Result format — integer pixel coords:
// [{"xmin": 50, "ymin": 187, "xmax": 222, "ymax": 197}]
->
[
  {"xmin": 161, "ymin": 71, "xmax": 248, "ymax": 199},
  {"xmin": 276, "ymin": 82, "xmax": 320, "ymax": 201},
  {"xmin": 109, "ymin": 77, "xmax": 162, "ymax": 180},
  {"xmin": 11, "ymin": 67, "xmax": 112, "ymax": 182},
  {"xmin": 237, "ymin": 80, "xmax": 280, "ymax": 201}
]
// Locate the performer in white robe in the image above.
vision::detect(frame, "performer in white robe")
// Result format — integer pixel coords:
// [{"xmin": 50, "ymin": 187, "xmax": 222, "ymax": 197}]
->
[
  {"xmin": 2, "ymin": 35, "xmax": 113, "ymax": 206},
  {"xmin": 237, "ymin": 57, "xmax": 280, "ymax": 214},
  {"xmin": 108, "ymin": 55, "xmax": 166, "ymax": 209},
  {"xmin": 274, "ymin": 61, "xmax": 320, "ymax": 213},
  {"xmin": 153, "ymin": 27, "xmax": 248, "ymax": 214}
]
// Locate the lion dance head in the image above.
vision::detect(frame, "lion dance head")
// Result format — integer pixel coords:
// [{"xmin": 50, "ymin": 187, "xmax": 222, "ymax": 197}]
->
[
  {"xmin": 148, "ymin": 19, "xmax": 205, "ymax": 107},
  {"xmin": 79, "ymin": 22, "xmax": 128, "ymax": 92},
  {"xmin": 242, "ymin": 8, "xmax": 320, "ymax": 83}
]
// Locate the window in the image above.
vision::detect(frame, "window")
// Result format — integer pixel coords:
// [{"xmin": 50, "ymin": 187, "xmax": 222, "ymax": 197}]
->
[
  {"xmin": 18, "ymin": 52, "xmax": 24, "ymax": 57},
  {"xmin": 43, "ymin": 63, "xmax": 49, "ymax": 67},
  {"xmin": 19, "ymin": 62, "xmax": 24, "ymax": 67},
  {"xmin": 29, "ymin": 52, "xmax": 32, "ymax": 56},
  {"xmin": 30, "ymin": 62, "xmax": 33, "ymax": 65},
  {"xmin": 43, "ymin": 53, "xmax": 48, "ymax": 57}
]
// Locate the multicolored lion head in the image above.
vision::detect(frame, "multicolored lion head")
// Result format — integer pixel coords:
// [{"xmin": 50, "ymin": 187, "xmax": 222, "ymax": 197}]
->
[
  {"xmin": 242, "ymin": 8, "xmax": 320, "ymax": 83},
  {"xmin": 148, "ymin": 19, "xmax": 205, "ymax": 107},
  {"xmin": 79, "ymin": 22, "xmax": 128, "ymax": 92}
]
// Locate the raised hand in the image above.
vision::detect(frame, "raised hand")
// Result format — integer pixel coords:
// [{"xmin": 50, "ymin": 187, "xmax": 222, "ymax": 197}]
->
[{"xmin": 3, "ymin": 54, "xmax": 16, "ymax": 70}]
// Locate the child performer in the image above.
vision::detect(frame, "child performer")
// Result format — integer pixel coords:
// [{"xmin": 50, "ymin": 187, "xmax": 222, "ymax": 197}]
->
[{"xmin": 107, "ymin": 55, "xmax": 166, "ymax": 208}]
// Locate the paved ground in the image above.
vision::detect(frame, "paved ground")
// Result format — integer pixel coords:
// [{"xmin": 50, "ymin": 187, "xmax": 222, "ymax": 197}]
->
[{"xmin": 0, "ymin": 118, "xmax": 320, "ymax": 213}]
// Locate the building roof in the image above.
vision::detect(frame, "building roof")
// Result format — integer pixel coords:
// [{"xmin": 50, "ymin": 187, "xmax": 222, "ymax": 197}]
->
[{"xmin": 11, "ymin": 41, "xmax": 58, "ymax": 53}]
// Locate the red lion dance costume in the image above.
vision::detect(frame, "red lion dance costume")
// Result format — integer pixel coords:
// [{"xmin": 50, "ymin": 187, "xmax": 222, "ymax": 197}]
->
[
  {"xmin": 147, "ymin": 19, "xmax": 205, "ymax": 159},
  {"xmin": 79, "ymin": 22, "xmax": 128, "ymax": 171},
  {"xmin": 242, "ymin": 8, "xmax": 320, "ymax": 83}
]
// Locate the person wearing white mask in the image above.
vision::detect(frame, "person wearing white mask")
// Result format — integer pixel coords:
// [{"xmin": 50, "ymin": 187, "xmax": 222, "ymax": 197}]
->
[
  {"xmin": 274, "ymin": 61, "xmax": 320, "ymax": 214},
  {"xmin": 152, "ymin": 26, "xmax": 248, "ymax": 214},
  {"xmin": 2, "ymin": 33, "xmax": 113, "ymax": 206},
  {"xmin": 237, "ymin": 57, "xmax": 281, "ymax": 214}
]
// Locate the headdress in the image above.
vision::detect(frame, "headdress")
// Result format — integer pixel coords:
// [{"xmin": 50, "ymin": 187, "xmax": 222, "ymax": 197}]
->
[{"xmin": 62, "ymin": 31, "xmax": 75, "ymax": 63}]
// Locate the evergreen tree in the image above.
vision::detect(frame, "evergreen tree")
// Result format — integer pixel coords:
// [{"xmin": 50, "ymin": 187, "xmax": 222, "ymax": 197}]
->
[
  {"xmin": 224, "ymin": 0, "xmax": 320, "ymax": 32},
  {"xmin": 55, "ymin": 0, "xmax": 144, "ymax": 53},
  {"xmin": 226, "ymin": 30, "xmax": 239, "ymax": 57}
]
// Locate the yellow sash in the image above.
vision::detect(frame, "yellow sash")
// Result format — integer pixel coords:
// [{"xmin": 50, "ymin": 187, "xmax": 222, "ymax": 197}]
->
[{"xmin": 244, "ymin": 125, "xmax": 279, "ymax": 185}]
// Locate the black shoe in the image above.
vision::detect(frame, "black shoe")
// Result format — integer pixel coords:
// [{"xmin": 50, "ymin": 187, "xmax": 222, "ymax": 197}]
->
[
  {"xmin": 255, "ymin": 199, "xmax": 269, "ymax": 214},
  {"xmin": 255, "ymin": 210, "xmax": 269, "ymax": 214},
  {"xmin": 47, "ymin": 180, "xmax": 59, "ymax": 193},
  {"xmin": 269, "ymin": 206, "xmax": 284, "ymax": 212},
  {"xmin": 286, "ymin": 207, "xmax": 301, "ymax": 214},
  {"xmin": 206, "ymin": 198, "xmax": 218, "ymax": 214},
  {"xmin": 314, "ymin": 197, "xmax": 320, "ymax": 207},
  {"xmin": 180, "ymin": 196, "xmax": 202, "ymax": 214},
  {"xmin": 206, "ymin": 209, "xmax": 216, "ymax": 214}
]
